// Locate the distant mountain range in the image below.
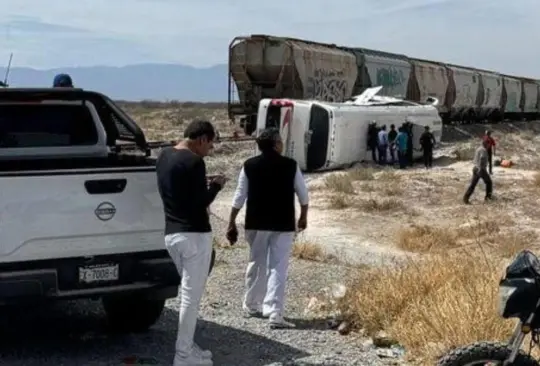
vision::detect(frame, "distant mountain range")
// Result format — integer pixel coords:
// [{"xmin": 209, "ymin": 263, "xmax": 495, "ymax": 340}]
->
[{"xmin": 0, "ymin": 63, "xmax": 229, "ymax": 102}]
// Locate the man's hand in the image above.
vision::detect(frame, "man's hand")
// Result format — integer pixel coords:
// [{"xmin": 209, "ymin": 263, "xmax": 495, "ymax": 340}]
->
[
  {"xmin": 297, "ymin": 216, "xmax": 307, "ymax": 232},
  {"xmin": 211, "ymin": 174, "xmax": 228, "ymax": 188},
  {"xmin": 226, "ymin": 222, "xmax": 238, "ymax": 245}
]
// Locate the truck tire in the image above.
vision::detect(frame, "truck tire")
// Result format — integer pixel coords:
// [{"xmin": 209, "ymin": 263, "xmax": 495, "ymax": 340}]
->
[
  {"xmin": 437, "ymin": 341, "xmax": 539, "ymax": 366},
  {"xmin": 103, "ymin": 295, "xmax": 165, "ymax": 333}
]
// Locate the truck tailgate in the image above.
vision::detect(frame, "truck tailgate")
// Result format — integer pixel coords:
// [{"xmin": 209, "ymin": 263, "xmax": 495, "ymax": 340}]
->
[{"xmin": 0, "ymin": 167, "xmax": 164, "ymax": 263}]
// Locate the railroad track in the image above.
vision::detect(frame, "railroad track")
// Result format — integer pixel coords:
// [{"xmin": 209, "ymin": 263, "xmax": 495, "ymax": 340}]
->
[{"xmin": 115, "ymin": 135, "xmax": 256, "ymax": 154}]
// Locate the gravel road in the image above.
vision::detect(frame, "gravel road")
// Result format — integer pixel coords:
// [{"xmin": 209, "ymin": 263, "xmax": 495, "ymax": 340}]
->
[{"xmin": 0, "ymin": 211, "xmax": 396, "ymax": 366}]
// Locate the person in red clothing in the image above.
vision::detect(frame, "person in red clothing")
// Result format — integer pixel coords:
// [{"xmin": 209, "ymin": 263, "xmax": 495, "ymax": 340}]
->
[{"xmin": 482, "ymin": 130, "xmax": 496, "ymax": 174}]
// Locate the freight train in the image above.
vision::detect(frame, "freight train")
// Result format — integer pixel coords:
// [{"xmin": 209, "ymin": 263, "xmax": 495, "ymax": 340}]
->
[{"xmin": 228, "ymin": 34, "xmax": 540, "ymax": 135}]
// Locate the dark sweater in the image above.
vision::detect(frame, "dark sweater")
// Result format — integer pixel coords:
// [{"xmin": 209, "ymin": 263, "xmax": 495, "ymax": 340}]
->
[{"xmin": 156, "ymin": 147, "xmax": 221, "ymax": 234}]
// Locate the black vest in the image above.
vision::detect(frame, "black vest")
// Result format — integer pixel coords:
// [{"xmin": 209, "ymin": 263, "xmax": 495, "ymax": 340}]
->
[{"xmin": 243, "ymin": 151, "xmax": 297, "ymax": 232}]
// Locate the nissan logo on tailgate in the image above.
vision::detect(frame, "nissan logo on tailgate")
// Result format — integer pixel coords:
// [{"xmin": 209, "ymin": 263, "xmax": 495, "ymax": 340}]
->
[{"xmin": 95, "ymin": 202, "xmax": 116, "ymax": 221}]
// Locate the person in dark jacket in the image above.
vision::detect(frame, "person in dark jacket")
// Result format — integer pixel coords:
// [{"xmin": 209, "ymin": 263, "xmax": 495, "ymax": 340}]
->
[
  {"xmin": 395, "ymin": 127, "xmax": 409, "ymax": 169},
  {"xmin": 367, "ymin": 122, "xmax": 378, "ymax": 163},
  {"xmin": 419, "ymin": 126, "xmax": 436, "ymax": 168},
  {"xmin": 387, "ymin": 124, "xmax": 398, "ymax": 164},
  {"xmin": 227, "ymin": 127, "xmax": 309, "ymax": 329},
  {"xmin": 156, "ymin": 120, "xmax": 226, "ymax": 366},
  {"xmin": 404, "ymin": 120, "xmax": 414, "ymax": 166}
]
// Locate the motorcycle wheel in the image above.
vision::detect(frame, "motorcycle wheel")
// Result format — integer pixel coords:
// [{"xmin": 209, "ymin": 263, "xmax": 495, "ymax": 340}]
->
[{"xmin": 437, "ymin": 341, "xmax": 539, "ymax": 366}]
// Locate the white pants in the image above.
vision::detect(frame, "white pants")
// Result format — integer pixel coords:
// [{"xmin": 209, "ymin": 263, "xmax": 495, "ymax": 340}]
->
[
  {"xmin": 165, "ymin": 232, "xmax": 213, "ymax": 359},
  {"xmin": 243, "ymin": 230, "xmax": 295, "ymax": 317}
]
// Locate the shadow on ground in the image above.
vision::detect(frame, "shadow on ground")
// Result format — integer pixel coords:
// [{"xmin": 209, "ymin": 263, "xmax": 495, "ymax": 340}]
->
[{"xmin": 0, "ymin": 300, "xmax": 310, "ymax": 366}]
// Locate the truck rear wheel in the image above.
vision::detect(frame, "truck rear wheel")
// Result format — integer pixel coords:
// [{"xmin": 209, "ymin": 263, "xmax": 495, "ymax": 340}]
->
[
  {"xmin": 437, "ymin": 341, "xmax": 539, "ymax": 366},
  {"xmin": 103, "ymin": 295, "xmax": 165, "ymax": 333}
]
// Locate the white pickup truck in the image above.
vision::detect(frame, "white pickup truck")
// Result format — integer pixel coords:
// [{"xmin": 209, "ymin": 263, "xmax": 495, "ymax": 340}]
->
[{"xmin": 0, "ymin": 88, "xmax": 216, "ymax": 332}]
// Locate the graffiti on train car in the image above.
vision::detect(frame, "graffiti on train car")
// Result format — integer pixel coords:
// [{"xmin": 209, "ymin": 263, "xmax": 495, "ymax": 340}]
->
[
  {"xmin": 507, "ymin": 92, "xmax": 518, "ymax": 112},
  {"xmin": 484, "ymin": 88, "xmax": 491, "ymax": 106},
  {"xmin": 456, "ymin": 84, "xmax": 476, "ymax": 106},
  {"xmin": 376, "ymin": 68, "xmax": 406, "ymax": 90},
  {"xmin": 306, "ymin": 68, "xmax": 349, "ymax": 102}
]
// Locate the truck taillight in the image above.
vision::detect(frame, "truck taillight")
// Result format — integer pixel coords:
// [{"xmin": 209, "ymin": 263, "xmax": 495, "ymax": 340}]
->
[{"xmin": 270, "ymin": 99, "xmax": 293, "ymax": 107}]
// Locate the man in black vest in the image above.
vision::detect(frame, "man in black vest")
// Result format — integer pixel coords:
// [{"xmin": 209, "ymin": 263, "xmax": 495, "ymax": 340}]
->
[{"xmin": 226, "ymin": 127, "xmax": 309, "ymax": 329}]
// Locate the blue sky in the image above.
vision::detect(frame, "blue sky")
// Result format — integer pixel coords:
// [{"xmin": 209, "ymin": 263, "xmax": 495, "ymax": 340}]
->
[{"xmin": 0, "ymin": 0, "xmax": 539, "ymax": 78}]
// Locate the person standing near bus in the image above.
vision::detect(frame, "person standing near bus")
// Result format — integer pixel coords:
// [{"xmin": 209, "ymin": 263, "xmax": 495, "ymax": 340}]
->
[
  {"xmin": 387, "ymin": 124, "xmax": 398, "ymax": 164},
  {"xmin": 396, "ymin": 127, "xmax": 409, "ymax": 169},
  {"xmin": 367, "ymin": 121, "xmax": 379, "ymax": 163},
  {"xmin": 419, "ymin": 126, "xmax": 436, "ymax": 169},
  {"xmin": 482, "ymin": 130, "xmax": 496, "ymax": 174},
  {"xmin": 377, "ymin": 125, "xmax": 389, "ymax": 165}
]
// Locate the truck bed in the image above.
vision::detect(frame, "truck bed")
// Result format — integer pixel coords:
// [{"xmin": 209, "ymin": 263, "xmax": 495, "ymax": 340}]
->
[{"xmin": 0, "ymin": 153, "xmax": 163, "ymax": 263}]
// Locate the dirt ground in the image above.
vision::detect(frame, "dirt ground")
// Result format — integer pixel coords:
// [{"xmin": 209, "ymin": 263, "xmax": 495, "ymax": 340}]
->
[
  {"xmin": 126, "ymin": 103, "xmax": 540, "ymax": 363},
  {"xmin": 129, "ymin": 102, "xmax": 540, "ymax": 267},
  {"xmin": 210, "ymin": 122, "xmax": 540, "ymax": 266}
]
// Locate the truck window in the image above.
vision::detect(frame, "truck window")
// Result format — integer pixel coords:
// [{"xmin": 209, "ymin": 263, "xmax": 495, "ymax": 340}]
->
[{"xmin": 0, "ymin": 104, "xmax": 98, "ymax": 148}]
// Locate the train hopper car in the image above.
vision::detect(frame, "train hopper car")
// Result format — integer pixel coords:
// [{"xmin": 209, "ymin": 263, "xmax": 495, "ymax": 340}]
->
[
  {"xmin": 228, "ymin": 34, "xmax": 358, "ymax": 135},
  {"xmin": 476, "ymin": 70, "xmax": 504, "ymax": 121},
  {"xmin": 501, "ymin": 75, "xmax": 523, "ymax": 119},
  {"xmin": 445, "ymin": 64, "xmax": 482, "ymax": 123},
  {"xmin": 408, "ymin": 58, "xmax": 451, "ymax": 121},
  {"xmin": 340, "ymin": 47, "xmax": 412, "ymax": 99},
  {"xmin": 521, "ymin": 78, "xmax": 540, "ymax": 120}
]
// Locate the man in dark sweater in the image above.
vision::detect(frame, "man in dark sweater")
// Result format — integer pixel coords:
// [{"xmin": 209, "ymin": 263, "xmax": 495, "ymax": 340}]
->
[
  {"xmin": 387, "ymin": 124, "xmax": 398, "ymax": 164},
  {"xmin": 226, "ymin": 128, "xmax": 309, "ymax": 329},
  {"xmin": 156, "ymin": 120, "xmax": 226, "ymax": 366},
  {"xmin": 367, "ymin": 121, "xmax": 378, "ymax": 163},
  {"xmin": 419, "ymin": 125, "xmax": 436, "ymax": 169}
]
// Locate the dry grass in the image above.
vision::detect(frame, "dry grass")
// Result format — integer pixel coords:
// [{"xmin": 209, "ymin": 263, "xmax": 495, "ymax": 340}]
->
[
  {"xmin": 324, "ymin": 173, "xmax": 355, "ymax": 194},
  {"xmin": 454, "ymin": 146, "xmax": 476, "ymax": 161},
  {"xmin": 381, "ymin": 181, "xmax": 404, "ymax": 196},
  {"xmin": 347, "ymin": 167, "xmax": 375, "ymax": 181},
  {"xmin": 119, "ymin": 101, "xmax": 234, "ymax": 141},
  {"xmin": 377, "ymin": 170, "xmax": 401, "ymax": 182},
  {"xmin": 355, "ymin": 197, "xmax": 407, "ymax": 213},
  {"xmin": 396, "ymin": 217, "xmax": 528, "ymax": 259},
  {"xmin": 327, "ymin": 194, "xmax": 352, "ymax": 209},
  {"xmin": 532, "ymin": 172, "xmax": 540, "ymax": 188},
  {"xmin": 397, "ymin": 224, "xmax": 460, "ymax": 252},
  {"xmin": 340, "ymin": 219, "xmax": 537, "ymax": 363},
  {"xmin": 292, "ymin": 239, "xmax": 335, "ymax": 262},
  {"xmin": 339, "ymin": 249, "xmax": 514, "ymax": 363}
]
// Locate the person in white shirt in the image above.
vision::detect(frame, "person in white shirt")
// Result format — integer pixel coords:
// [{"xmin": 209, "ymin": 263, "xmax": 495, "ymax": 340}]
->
[
  {"xmin": 226, "ymin": 128, "xmax": 309, "ymax": 329},
  {"xmin": 377, "ymin": 125, "xmax": 389, "ymax": 165}
]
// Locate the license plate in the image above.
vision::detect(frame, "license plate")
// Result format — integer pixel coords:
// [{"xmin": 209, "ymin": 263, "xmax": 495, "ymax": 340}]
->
[{"xmin": 79, "ymin": 263, "xmax": 119, "ymax": 284}]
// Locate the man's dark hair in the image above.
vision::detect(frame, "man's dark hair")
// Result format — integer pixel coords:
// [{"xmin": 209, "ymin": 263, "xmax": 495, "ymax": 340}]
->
[
  {"xmin": 256, "ymin": 127, "xmax": 281, "ymax": 152},
  {"xmin": 183, "ymin": 120, "xmax": 216, "ymax": 140}
]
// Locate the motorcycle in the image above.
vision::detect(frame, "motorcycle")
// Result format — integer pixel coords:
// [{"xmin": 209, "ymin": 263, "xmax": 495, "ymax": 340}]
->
[{"xmin": 437, "ymin": 250, "xmax": 540, "ymax": 366}]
